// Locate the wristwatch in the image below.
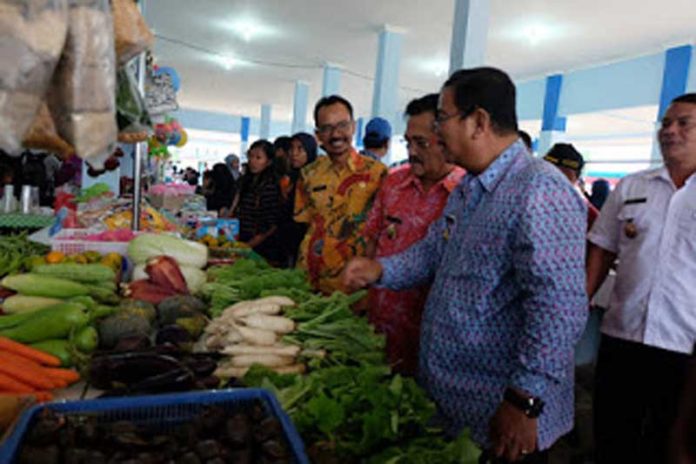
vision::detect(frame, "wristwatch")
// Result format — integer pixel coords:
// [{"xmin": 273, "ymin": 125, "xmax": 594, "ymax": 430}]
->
[{"xmin": 503, "ymin": 388, "xmax": 545, "ymax": 418}]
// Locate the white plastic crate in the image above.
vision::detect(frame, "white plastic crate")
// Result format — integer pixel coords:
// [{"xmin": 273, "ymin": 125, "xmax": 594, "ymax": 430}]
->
[{"xmin": 50, "ymin": 229, "xmax": 134, "ymax": 255}]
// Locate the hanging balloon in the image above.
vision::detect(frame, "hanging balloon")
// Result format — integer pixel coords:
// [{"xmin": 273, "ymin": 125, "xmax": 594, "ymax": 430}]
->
[
  {"xmin": 169, "ymin": 130, "xmax": 182, "ymax": 146},
  {"xmin": 176, "ymin": 129, "xmax": 188, "ymax": 147},
  {"xmin": 155, "ymin": 66, "xmax": 181, "ymax": 92}
]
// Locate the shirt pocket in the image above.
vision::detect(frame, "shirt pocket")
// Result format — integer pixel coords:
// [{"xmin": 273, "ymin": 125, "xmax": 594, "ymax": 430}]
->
[
  {"xmin": 309, "ymin": 184, "xmax": 331, "ymax": 211},
  {"xmin": 616, "ymin": 203, "xmax": 649, "ymax": 244}
]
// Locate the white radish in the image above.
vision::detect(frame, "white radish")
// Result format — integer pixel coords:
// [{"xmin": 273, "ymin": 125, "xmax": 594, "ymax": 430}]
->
[
  {"xmin": 224, "ymin": 329, "xmax": 243, "ymax": 345},
  {"xmin": 231, "ymin": 354, "xmax": 296, "ymax": 368},
  {"xmin": 236, "ymin": 325, "xmax": 277, "ymax": 346},
  {"xmin": 222, "ymin": 343, "xmax": 301, "ymax": 358},
  {"xmin": 272, "ymin": 364, "xmax": 307, "ymax": 375},
  {"xmin": 238, "ymin": 314, "xmax": 295, "ymax": 334},
  {"xmin": 228, "ymin": 302, "xmax": 282, "ymax": 319}
]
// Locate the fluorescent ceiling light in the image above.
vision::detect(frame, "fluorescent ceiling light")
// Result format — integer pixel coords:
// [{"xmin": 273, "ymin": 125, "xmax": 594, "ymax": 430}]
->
[
  {"xmin": 524, "ymin": 24, "xmax": 551, "ymax": 46},
  {"xmin": 228, "ymin": 17, "xmax": 273, "ymax": 42},
  {"xmin": 211, "ymin": 54, "xmax": 243, "ymax": 70}
]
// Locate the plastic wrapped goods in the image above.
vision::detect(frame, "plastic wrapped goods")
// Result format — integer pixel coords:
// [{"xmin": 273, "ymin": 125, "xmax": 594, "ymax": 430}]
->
[
  {"xmin": 0, "ymin": 0, "xmax": 68, "ymax": 155},
  {"xmin": 47, "ymin": 0, "xmax": 117, "ymax": 169},
  {"xmin": 112, "ymin": 0, "xmax": 153, "ymax": 66},
  {"xmin": 22, "ymin": 102, "xmax": 74, "ymax": 158}
]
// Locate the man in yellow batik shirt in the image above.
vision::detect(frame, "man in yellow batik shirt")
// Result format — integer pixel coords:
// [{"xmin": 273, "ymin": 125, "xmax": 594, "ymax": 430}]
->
[{"xmin": 295, "ymin": 95, "xmax": 387, "ymax": 294}]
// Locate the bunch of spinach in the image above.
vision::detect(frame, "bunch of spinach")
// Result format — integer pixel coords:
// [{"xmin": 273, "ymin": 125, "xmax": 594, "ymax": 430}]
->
[{"xmin": 244, "ymin": 364, "xmax": 480, "ymax": 463}]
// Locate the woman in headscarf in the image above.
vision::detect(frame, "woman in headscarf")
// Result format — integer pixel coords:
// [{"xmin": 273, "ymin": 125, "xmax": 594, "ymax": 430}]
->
[
  {"xmin": 279, "ymin": 132, "xmax": 318, "ymax": 267},
  {"xmin": 589, "ymin": 178, "xmax": 610, "ymax": 210},
  {"xmin": 225, "ymin": 154, "xmax": 241, "ymax": 181},
  {"xmin": 205, "ymin": 163, "xmax": 236, "ymax": 216}
]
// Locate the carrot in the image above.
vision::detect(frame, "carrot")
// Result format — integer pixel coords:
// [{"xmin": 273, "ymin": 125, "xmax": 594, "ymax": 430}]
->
[
  {"xmin": 42, "ymin": 368, "xmax": 79, "ymax": 385},
  {"xmin": 31, "ymin": 391, "xmax": 53, "ymax": 403},
  {"xmin": 0, "ymin": 337, "xmax": 61, "ymax": 367},
  {"xmin": 0, "ymin": 352, "xmax": 55, "ymax": 390},
  {"xmin": 0, "ymin": 372, "xmax": 35, "ymax": 394}
]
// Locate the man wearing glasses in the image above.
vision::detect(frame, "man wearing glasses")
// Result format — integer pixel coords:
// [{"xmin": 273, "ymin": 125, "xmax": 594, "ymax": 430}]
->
[
  {"xmin": 343, "ymin": 68, "xmax": 587, "ymax": 463},
  {"xmin": 362, "ymin": 93, "xmax": 464, "ymax": 376},
  {"xmin": 294, "ymin": 95, "xmax": 387, "ymax": 294}
]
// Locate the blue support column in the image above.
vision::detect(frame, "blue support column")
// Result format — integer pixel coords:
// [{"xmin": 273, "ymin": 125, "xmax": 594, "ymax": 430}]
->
[
  {"xmin": 240, "ymin": 116, "xmax": 250, "ymax": 157},
  {"xmin": 291, "ymin": 81, "xmax": 309, "ymax": 134},
  {"xmin": 652, "ymin": 45, "xmax": 694, "ymax": 164},
  {"xmin": 538, "ymin": 74, "xmax": 566, "ymax": 156},
  {"xmin": 371, "ymin": 26, "xmax": 403, "ymax": 165},
  {"xmin": 371, "ymin": 27, "xmax": 402, "ymax": 122},
  {"xmin": 322, "ymin": 64, "xmax": 341, "ymax": 96},
  {"xmin": 448, "ymin": 0, "xmax": 490, "ymax": 74},
  {"xmin": 355, "ymin": 117, "xmax": 365, "ymax": 149},
  {"xmin": 259, "ymin": 104, "xmax": 271, "ymax": 140}
]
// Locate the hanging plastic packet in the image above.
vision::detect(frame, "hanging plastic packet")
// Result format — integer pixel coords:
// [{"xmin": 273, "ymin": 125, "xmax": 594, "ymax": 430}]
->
[
  {"xmin": 22, "ymin": 102, "xmax": 74, "ymax": 158},
  {"xmin": 0, "ymin": 0, "xmax": 69, "ymax": 155},
  {"xmin": 116, "ymin": 64, "xmax": 151, "ymax": 143},
  {"xmin": 112, "ymin": 0, "xmax": 153, "ymax": 66},
  {"xmin": 47, "ymin": 0, "xmax": 117, "ymax": 170}
]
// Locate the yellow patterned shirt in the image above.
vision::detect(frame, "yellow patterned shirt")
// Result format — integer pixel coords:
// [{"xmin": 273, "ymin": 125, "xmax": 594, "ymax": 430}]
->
[{"xmin": 294, "ymin": 149, "xmax": 387, "ymax": 294}]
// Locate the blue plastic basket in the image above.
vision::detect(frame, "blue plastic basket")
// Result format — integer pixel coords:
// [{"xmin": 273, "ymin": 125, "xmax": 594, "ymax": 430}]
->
[{"xmin": 0, "ymin": 388, "xmax": 309, "ymax": 464}]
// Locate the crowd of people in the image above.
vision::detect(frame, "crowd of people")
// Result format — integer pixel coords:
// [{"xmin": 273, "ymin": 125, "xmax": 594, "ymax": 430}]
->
[{"xmin": 183, "ymin": 66, "xmax": 695, "ymax": 464}]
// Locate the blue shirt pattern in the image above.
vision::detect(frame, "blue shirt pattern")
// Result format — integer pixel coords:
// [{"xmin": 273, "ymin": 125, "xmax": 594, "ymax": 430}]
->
[{"xmin": 379, "ymin": 140, "xmax": 588, "ymax": 450}]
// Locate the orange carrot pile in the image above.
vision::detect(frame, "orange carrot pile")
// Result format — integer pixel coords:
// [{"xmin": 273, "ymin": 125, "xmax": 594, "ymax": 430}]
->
[{"xmin": 0, "ymin": 336, "xmax": 80, "ymax": 402}]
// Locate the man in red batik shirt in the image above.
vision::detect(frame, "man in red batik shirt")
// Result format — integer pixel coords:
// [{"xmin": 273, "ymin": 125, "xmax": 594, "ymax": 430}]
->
[{"xmin": 363, "ymin": 94, "xmax": 465, "ymax": 375}]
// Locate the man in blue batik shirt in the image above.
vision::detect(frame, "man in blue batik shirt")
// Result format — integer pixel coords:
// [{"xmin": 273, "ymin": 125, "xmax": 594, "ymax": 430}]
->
[{"xmin": 343, "ymin": 67, "xmax": 588, "ymax": 463}]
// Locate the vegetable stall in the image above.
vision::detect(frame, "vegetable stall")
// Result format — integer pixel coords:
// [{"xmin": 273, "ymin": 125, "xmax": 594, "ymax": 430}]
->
[{"xmin": 0, "ymin": 230, "xmax": 481, "ymax": 463}]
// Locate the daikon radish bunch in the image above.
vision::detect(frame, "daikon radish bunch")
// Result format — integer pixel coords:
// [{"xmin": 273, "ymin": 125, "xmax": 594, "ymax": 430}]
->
[{"xmin": 204, "ymin": 296, "xmax": 306, "ymax": 378}]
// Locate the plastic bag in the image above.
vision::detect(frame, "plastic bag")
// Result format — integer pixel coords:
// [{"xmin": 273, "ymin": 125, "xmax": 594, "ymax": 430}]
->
[
  {"xmin": 0, "ymin": 0, "xmax": 69, "ymax": 155},
  {"xmin": 47, "ymin": 0, "xmax": 117, "ymax": 170},
  {"xmin": 112, "ymin": 0, "xmax": 153, "ymax": 66},
  {"xmin": 116, "ymin": 64, "xmax": 150, "ymax": 142},
  {"xmin": 22, "ymin": 102, "xmax": 74, "ymax": 158}
]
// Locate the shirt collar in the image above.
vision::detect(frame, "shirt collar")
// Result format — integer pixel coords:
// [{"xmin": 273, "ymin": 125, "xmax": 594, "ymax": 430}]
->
[
  {"xmin": 327, "ymin": 148, "xmax": 362, "ymax": 174},
  {"xmin": 473, "ymin": 139, "xmax": 526, "ymax": 193},
  {"xmin": 396, "ymin": 167, "xmax": 461, "ymax": 194},
  {"xmin": 642, "ymin": 166, "xmax": 669, "ymax": 181}
]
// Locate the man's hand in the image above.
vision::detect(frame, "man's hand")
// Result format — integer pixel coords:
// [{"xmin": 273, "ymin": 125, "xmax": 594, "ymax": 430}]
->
[
  {"xmin": 342, "ymin": 257, "xmax": 383, "ymax": 292},
  {"xmin": 489, "ymin": 400, "xmax": 538, "ymax": 462}
]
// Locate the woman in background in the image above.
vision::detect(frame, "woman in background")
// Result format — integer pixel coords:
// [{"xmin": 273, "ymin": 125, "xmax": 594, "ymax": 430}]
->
[
  {"xmin": 205, "ymin": 163, "xmax": 236, "ymax": 216},
  {"xmin": 279, "ymin": 132, "xmax": 318, "ymax": 267},
  {"xmin": 234, "ymin": 140, "xmax": 283, "ymax": 265}
]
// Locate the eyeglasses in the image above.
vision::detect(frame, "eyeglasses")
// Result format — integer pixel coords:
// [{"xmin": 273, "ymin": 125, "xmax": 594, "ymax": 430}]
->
[
  {"xmin": 433, "ymin": 105, "xmax": 477, "ymax": 129},
  {"xmin": 316, "ymin": 120, "xmax": 353, "ymax": 135},
  {"xmin": 403, "ymin": 136, "xmax": 434, "ymax": 150}
]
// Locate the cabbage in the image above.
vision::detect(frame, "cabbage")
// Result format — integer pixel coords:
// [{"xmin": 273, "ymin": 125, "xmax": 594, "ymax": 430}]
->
[
  {"xmin": 180, "ymin": 266, "xmax": 207, "ymax": 293},
  {"xmin": 128, "ymin": 234, "xmax": 208, "ymax": 269}
]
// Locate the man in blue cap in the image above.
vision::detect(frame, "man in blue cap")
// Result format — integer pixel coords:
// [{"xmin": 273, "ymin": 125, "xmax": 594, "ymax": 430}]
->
[{"xmin": 362, "ymin": 116, "xmax": 392, "ymax": 163}]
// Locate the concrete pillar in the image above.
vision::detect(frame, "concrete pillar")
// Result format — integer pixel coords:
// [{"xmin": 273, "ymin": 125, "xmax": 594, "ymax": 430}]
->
[
  {"xmin": 259, "ymin": 104, "xmax": 271, "ymax": 140},
  {"xmin": 538, "ymin": 74, "xmax": 566, "ymax": 156},
  {"xmin": 448, "ymin": 0, "xmax": 490, "ymax": 74},
  {"xmin": 240, "ymin": 116, "xmax": 250, "ymax": 156},
  {"xmin": 371, "ymin": 26, "xmax": 403, "ymax": 122},
  {"xmin": 322, "ymin": 64, "xmax": 341, "ymax": 97},
  {"xmin": 291, "ymin": 81, "xmax": 309, "ymax": 134}
]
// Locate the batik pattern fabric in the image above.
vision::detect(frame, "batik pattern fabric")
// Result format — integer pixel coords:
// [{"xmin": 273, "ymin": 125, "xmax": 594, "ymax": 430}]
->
[
  {"xmin": 379, "ymin": 140, "xmax": 588, "ymax": 449},
  {"xmin": 364, "ymin": 166, "xmax": 465, "ymax": 374},
  {"xmin": 295, "ymin": 149, "xmax": 387, "ymax": 294}
]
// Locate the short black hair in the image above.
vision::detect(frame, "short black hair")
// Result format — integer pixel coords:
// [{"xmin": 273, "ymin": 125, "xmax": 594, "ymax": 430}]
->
[
  {"xmin": 249, "ymin": 139, "xmax": 275, "ymax": 159},
  {"xmin": 518, "ymin": 130, "xmax": 533, "ymax": 150},
  {"xmin": 405, "ymin": 93, "xmax": 439, "ymax": 117},
  {"xmin": 364, "ymin": 136, "xmax": 389, "ymax": 150},
  {"xmin": 672, "ymin": 93, "xmax": 696, "ymax": 105},
  {"xmin": 273, "ymin": 136, "xmax": 292, "ymax": 153},
  {"xmin": 443, "ymin": 67, "xmax": 518, "ymax": 134},
  {"xmin": 313, "ymin": 95, "xmax": 354, "ymax": 125}
]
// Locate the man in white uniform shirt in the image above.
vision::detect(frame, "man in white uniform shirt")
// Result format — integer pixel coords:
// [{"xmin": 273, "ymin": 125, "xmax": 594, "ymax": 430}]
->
[{"xmin": 586, "ymin": 93, "xmax": 696, "ymax": 464}]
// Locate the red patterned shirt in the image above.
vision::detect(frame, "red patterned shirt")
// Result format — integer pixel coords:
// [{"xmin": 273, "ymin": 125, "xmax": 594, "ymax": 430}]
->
[{"xmin": 364, "ymin": 165, "xmax": 465, "ymax": 374}]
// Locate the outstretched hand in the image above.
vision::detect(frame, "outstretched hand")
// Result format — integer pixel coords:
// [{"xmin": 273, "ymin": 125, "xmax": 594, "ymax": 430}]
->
[{"xmin": 341, "ymin": 257, "xmax": 383, "ymax": 292}]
